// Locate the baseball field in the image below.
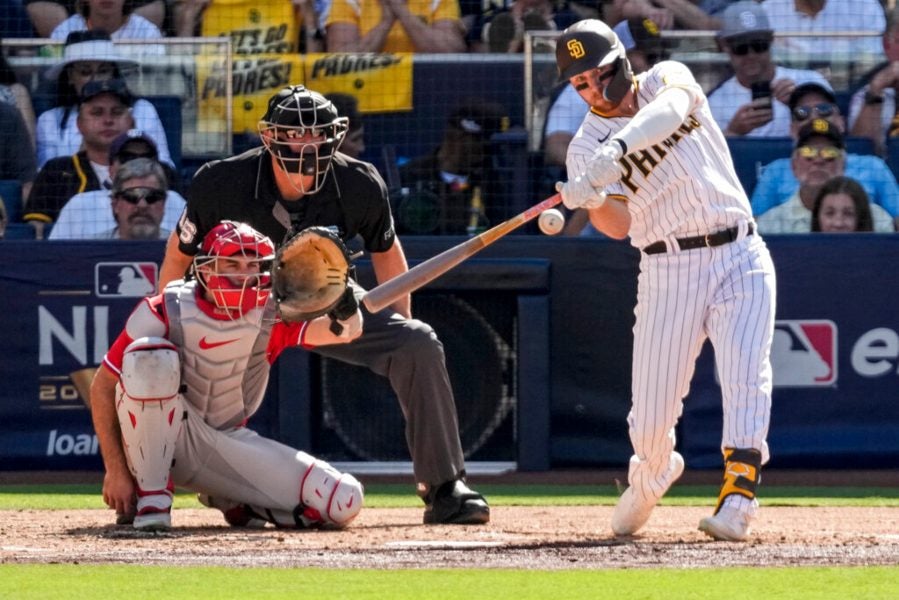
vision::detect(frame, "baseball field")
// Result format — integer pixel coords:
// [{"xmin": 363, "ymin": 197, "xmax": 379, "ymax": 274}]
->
[{"xmin": 2, "ymin": 469, "xmax": 898, "ymax": 599}]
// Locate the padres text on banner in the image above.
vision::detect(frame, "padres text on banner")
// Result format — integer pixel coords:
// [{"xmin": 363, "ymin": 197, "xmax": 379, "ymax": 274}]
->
[
  {"xmin": 197, "ymin": 53, "xmax": 413, "ymax": 134},
  {"xmin": 195, "ymin": 0, "xmax": 302, "ymax": 134},
  {"xmin": 303, "ymin": 53, "xmax": 413, "ymax": 114}
]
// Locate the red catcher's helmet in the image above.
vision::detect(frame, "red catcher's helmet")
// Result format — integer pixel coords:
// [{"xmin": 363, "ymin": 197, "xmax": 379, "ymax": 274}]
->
[{"xmin": 194, "ymin": 221, "xmax": 275, "ymax": 316}]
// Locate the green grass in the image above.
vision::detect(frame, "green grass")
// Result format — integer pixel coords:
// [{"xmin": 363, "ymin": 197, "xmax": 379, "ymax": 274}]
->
[
  {"xmin": 2, "ymin": 484, "xmax": 898, "ymax": 598},
  {"xmin": 1, "ymin": 564, "xmax": 897, "ymax": 599},
  {"xmin": 2, "ymin": 483, "xmax": 898, "ymax": 510}
]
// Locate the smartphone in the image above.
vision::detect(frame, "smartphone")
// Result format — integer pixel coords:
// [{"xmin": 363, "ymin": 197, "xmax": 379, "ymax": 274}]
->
[{"xmin": 750, "ymin": 81, "xmax": 773, "ymax": 109}]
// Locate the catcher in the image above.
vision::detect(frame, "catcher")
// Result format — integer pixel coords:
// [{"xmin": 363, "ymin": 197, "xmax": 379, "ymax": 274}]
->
[
  {"xmin": 158, "ymin": 85, "xmax": 489, "ymax": 525},
  {"xmin": 90, "ymin": 221, "xmax": 364, "ymax": 530}
]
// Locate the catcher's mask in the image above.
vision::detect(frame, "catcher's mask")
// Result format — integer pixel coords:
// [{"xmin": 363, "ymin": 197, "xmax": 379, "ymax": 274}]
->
[
  {"xmin": 193, "ymin": 221, "xmax": 276, "ymax": 317},
  {"xmin": 555, "ymin": 19, "xmax": 634, "ymax": 106},
  {"xmin": 259, "ymin": 85, "xmax": 349, "ymax": 194}
]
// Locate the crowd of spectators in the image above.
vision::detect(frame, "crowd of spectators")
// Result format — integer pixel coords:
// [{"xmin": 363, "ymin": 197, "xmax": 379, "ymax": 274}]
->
[{"xmin": 1, "ymin": 0, "xmax": 898, "ymax": 239}]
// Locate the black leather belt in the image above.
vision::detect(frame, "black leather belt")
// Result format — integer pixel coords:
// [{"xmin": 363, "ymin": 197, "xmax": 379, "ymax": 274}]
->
[{"xmin": 643, "ymin": 223, "xmax": 754, "ymax": 255}]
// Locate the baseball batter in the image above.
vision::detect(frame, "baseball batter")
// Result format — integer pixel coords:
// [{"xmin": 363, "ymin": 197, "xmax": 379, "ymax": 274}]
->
[
  {"xmin": 555, "ymin": 20, "xmax": 777, "ymax": 541},
  {"xmin": 90, "ymin": 221, "xmax": 364, "ymax": 530}
]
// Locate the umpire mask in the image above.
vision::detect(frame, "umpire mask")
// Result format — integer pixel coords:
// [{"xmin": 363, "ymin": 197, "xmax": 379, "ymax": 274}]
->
[
  {"xmin": 259, "ymin": 86, "xmax": 349, "ymax": 194},
  {"xmin": 556, "ymin": 19, "xmax": 634, "ymax": 106}
]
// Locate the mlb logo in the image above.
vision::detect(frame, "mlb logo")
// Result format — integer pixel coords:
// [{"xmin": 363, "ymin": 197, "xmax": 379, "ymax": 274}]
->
[
  {"xmin": 95, "ymin": 262, "xmax": 158, "ymax": 298},
  {"xmin": 771, "ymin": 320, "xmax": 837, "ymax": 387}
]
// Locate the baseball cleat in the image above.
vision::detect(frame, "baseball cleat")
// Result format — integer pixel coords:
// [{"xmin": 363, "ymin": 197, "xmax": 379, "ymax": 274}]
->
[
  {"xmin": 133, "ymin": 509, "xmax": 171, "ymax": 531},
  {"xmin": 197, "ymin": 494, "xmax": 267, "ymax": 528},
  {"xmin": 698, "ymin": 504, "xmax": 752, "ymax": 541},
  {"xmin": 611, "ymin": 452, "xmax": 685, "ymax": 536},
  {"xmin": 422, "ymin": 479, "xmax": 490, "ymax": 525}
]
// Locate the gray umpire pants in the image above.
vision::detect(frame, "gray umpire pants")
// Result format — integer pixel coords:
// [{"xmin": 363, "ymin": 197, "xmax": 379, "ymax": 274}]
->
[{"xmin": 313, "ymin": 282, "xmax": 467, "ymax": 489}]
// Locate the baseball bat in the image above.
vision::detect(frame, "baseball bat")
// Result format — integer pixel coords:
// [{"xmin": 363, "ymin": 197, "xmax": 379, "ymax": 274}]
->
[{"xmin": 362, "ymin": 193, "xmax": 561, "ymax": 314}]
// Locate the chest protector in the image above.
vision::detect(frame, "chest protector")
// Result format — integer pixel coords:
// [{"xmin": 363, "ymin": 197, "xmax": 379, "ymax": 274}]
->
[{"xmin": 164, "ymin": 282, "xmax": 276, "ymax": 429}]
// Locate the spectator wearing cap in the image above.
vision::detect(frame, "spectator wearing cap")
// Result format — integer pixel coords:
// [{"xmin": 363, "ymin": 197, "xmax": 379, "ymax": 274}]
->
[
  {"xmin": 707, "ymin": 1, "xmax": 830, "ymax": 138},
  {"xmin": 398, "ymin": 101, "xmax": 510, "ymax": 234},
  {"xmin": 325, "ymin": 93, "xmax": 366, "ymax": 160},
  {"xmin": 757, "ymin": 119, "xmax": 894, "ymax": 233},
  {"xmin": 92, "ymin": 157, "xmax": 171, "ymax": 240},
  {"xmin": 751, "ymin": 81, "xmax": 899, "ymax": 229},
  {"xmin": 49, "ymin": 130, "xmax": 185, "ymax": 239},
  {"xmin": 24, "ymin": 78, "xmax": 136, "ymax": 237},
  {"xmin": 36, "ymin": 30, "xmax": 172, "ymax": 168},
  {"xmin": 761, "ymin": 0, "xmax": 885, "ymax": 59},
  {"xmin": 543, "ymin": 16, "xmax": 673, "ymax": 170}
]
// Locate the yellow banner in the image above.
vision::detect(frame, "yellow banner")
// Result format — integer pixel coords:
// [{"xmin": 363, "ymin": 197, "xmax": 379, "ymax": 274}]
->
[
  {"xmin": 302, "ymin": 53, "xmax": 413, "ymax": 115},
  {"xmin": 196, "ymin": 52, "xmax": 413, "ymax": 135}
]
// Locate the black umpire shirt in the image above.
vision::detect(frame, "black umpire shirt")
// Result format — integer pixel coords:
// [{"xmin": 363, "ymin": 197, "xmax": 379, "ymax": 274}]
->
[{"xmin": 176, "ymin": 146, "xmax": 396, "ymax": 253}]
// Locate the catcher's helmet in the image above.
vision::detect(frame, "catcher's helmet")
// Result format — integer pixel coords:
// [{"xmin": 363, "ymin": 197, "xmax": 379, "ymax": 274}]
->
[
  {"xmin": 259, "ymin": 85, "xmax": 349, "ymax": 194},
  {"xmin": 193, "ymin": 221, "xmax": 276, "ymax": 317},
  {"xmin": 555, "ymin": 19, "xmax": 634, "ymax": 105}
]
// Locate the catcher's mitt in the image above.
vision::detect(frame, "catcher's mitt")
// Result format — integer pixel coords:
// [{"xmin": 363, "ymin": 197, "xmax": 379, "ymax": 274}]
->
[{"xmin": 272, "ymin": 226, "xmax": 353, "ymax": 323}]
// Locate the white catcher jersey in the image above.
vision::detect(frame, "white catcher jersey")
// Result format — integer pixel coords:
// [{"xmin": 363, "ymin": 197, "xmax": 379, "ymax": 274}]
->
[{"xmin": 566, "ymin": 61, "xmax": 754, "ymax": 248}]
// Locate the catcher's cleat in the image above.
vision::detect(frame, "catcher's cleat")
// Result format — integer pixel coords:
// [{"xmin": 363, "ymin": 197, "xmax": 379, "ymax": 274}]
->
[
  {"xmin": 699, "ymin": 498, "xmax": 756, "ymax": 542},
  {"xmin": 133, "ymin": 507, "xmax": 171, "ymax": 531},
  {"xmin": 611, "ymin": 451, "xmax": 684, "ymax": 536},
  {"xmin": 197, "ymin": 494, "xmax": 267, "ymax": 529},
  {"xmin": 134, "ymin": 491, "xmax": 173, "ymax": 530},
  {"xmin": 422, "ymin": 479, "xmax": 490, "ymax": 525}
]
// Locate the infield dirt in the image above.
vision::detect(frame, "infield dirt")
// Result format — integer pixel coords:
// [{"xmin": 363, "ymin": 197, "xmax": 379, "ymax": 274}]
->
[{"xmin": 2, "ymin": 469, "xmax": 898, "ymax": 569}]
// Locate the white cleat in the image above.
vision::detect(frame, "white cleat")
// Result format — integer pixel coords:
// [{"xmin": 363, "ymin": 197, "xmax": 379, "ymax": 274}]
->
[
  {"xmin": 133, "ymin": 510, "xmax": 172, "ymax": 531},
  {"xmin": 699, "ymin": 505, "xmax": 752, "ymax": 541},
  {"xmin": 611, "ymin": 452, "xmax": 685, "ymax": 536}
]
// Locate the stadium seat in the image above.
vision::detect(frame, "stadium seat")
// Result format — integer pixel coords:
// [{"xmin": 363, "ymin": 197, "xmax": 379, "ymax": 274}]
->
[
  {"xmin": 4, "ymin": 223, "xmax": 37, "ymax": 239},
  {"xmin": 146, "ymin": 95, "xmax": 182, "ymax": 170},
  {"xmin": 0, "ymin": 180, "xmax": 22, "ymax": 223}
]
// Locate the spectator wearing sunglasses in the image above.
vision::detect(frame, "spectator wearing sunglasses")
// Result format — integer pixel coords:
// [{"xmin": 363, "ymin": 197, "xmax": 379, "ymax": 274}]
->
[
  {"xmin": 49, "ymin": 133, "xmax": 185, "ymax": 240},
  {"xmin": 751, "ymin": 82, "xmax": 899, "ymax": 230},
  {"xmin": 757, "ymin": 119, "xmax": 847, "ymax": 233},
  {"xmin": 847, "ymin": 7, "xmax": 899, "ymax": 157},
  {"xmin": 707, "ymin": 1, "xmax": 831, "ymax": 138},
  {"xmin": 96, "ymin": 158, "xmax": 169, "ymax": 240}
]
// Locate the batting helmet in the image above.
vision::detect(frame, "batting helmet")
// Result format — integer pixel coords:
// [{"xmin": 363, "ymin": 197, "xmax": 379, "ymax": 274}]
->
[
  {"xmin": 193, "ymin": 221, "xmax": 276, "ymax": 317},
  {"xmin": 259, "ymin": 85, "xmax": 349, "ymax": 194},
  {"xmin": 555, "ymin": 20, "xmax": 634, "ymax": 105}
]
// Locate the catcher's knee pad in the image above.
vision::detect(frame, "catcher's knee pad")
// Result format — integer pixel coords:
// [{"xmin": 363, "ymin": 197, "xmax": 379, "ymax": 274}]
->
[
  {"xmin": 117, "ymin": 337, "xmax": 185, "ymax": 492},
  {"xmin": 297, "ymin": 452, "xmax": 363, "ymax": 527},
  {"xmin": 714, "ymin": 447, "xmax": 762, "ymax": 514}
]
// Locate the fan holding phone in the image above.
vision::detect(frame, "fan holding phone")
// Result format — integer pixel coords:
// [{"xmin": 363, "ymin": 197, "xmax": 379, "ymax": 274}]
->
[{"xmin": 707, "ymin": 1, "xmax": 832, "ymax": 138}]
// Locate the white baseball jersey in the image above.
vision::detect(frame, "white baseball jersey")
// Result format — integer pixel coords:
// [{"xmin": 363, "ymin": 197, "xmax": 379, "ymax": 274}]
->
[
  {"xmin": 564, "ymin": 60, "xmax": 776, "ymax": 516},
  {"xmin": 566, "ymin": 61, "xmax": 753, "ymax": 249},
  {"xmin": 102, "ymin": 281, "xmax": 361, "ymax": 527}
]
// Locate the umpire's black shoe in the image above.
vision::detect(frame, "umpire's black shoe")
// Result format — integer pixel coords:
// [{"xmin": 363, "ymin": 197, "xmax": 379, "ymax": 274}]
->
[{"xmin": 422, "ymin": 479, "xmax": 490, "ymax": 525}]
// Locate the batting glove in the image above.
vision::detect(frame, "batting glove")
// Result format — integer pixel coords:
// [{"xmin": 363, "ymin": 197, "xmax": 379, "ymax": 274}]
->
[
  {"xmin": 556, "ymin": 178, "xmax": 607, "ymax": 211},
  {"xmin": 585, "ymin": 142, "xmax": 625, "ymax": 188}
]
